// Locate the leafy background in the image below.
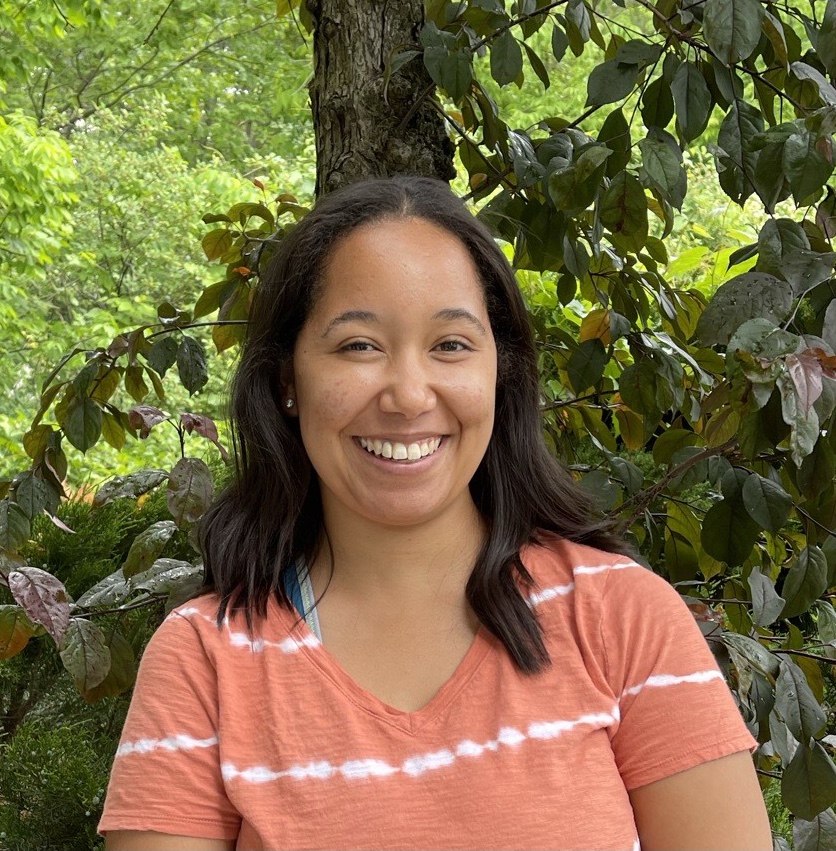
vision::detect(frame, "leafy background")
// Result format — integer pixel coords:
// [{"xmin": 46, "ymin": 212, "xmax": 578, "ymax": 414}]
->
[{"xmin": 1, "ymin": 0, "xmax": 836, "ymax": 848}]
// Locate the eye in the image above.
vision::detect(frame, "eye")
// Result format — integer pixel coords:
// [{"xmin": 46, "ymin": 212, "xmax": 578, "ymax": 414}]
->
[
  {"xmin": 435, "ymin": 339, "xmax": 472, "ymax": 353},
  {"xmin": 340, "ymin": 341, "xmax": 377, "ymax": 352}
]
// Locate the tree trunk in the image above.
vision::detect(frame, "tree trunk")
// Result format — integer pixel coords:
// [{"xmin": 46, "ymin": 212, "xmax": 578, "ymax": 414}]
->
[{"xmin": 306, "ymin": 0, "xmax": 456, "ymax": 196}]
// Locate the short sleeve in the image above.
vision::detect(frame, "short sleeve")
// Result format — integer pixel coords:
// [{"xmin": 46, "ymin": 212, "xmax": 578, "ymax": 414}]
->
[
  {"xmin": 601, "ymin": 563, "xmax": 757, "ymax": 790},
  {"xmin": 98, "ymin": 610, "xmax": 241, "ymax": 841}
]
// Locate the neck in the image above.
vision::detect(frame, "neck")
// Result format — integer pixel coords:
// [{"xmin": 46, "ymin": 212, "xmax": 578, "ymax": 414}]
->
[{"xmin": 310, "ymin": 494, "xmax": 487, "ymax": 603}]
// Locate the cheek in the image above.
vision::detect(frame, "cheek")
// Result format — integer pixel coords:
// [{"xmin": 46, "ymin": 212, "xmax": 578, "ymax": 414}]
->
[{"xmin": 296, "ymin": 364, "xmax": 375, "ymax": 426}]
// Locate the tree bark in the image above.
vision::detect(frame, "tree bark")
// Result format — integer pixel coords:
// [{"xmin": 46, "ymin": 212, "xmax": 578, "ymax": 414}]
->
[{"xmin": 306, "ymin": 0, "xmax": 456, "ymax": 196}]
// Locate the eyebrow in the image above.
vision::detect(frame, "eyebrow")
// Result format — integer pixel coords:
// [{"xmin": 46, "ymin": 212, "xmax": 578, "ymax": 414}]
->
[
  {"xmin": 432, "ymin": 308, "xmax": 488, "ymax": 336},
  {"xmin": 321, "ymin": 310, "xmax": 378, "ymax": 337},
  {"xmin": 321, "ymin": 308, "xmax": 487, "ymax": 337}
]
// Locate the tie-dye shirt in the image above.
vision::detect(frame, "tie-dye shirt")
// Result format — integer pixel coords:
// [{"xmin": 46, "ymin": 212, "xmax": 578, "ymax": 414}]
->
[{"xmin": 99, "ymin": 535, "xmax": 755, "ymax": 850}]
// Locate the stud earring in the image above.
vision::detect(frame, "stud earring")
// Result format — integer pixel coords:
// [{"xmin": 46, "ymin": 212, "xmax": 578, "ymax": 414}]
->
[{"xmin": 285, "ymin": 398, "xmax": 295, "ymax": 409}]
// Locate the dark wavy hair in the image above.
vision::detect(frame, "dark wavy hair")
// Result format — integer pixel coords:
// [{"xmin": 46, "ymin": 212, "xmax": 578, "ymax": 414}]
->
[{"xmin": 200, "ymin": 175, "xmax": 630, "ymax": 673}]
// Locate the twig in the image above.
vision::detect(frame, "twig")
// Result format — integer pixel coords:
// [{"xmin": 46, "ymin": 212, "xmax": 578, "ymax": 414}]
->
[
  {"xmin": 771, "ymin": 648, "xmax": 836, "ymax": 665},
  {"xmin": 469, "ymin": 0, "xmax": 569, "ymax": 52},
  {"xmin": 145, "ymin": 319, "xmax": 248, "ymax": 341},
  {"xmin": 143, "ymin": 0, "xmax": 176, "ymax": 45},
  {"xmin": 618, "ymin": 438, "xmax": 736, "ymax": 529}
]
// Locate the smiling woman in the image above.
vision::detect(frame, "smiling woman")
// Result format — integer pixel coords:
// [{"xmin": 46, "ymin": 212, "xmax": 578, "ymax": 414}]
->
[{"xmin": 99, "ymin": 177, "xmax": 771, "ymax": 851}]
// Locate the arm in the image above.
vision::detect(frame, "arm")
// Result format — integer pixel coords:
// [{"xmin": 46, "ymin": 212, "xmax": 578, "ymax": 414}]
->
[
  {"xmin": 98, "ymin": 608, "xmax": 241, "ymax": 844},
  {"xmin": 107, "ymin": 830, "xmax": 235, "ymax": 850},
  {"xmin": 629, "ymin": 751, "xmax": 773, "ymax": 850}
]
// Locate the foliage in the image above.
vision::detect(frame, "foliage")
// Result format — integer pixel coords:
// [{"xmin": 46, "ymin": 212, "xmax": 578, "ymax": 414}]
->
[
  {"xmin": 3, "ymin": 0, "xmax": 836, "ymax": 846},
  {"xmin": 0, "ymin": 719, "xmax": 110, "ymax": 851}
]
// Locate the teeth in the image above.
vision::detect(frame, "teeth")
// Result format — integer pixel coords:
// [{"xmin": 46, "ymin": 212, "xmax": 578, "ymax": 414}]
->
[{"xmin": 358, "ymin": 437, "xmax": 442, "ymax": 461}]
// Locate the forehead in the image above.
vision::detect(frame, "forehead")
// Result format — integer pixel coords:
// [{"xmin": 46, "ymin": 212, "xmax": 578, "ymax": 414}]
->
[{"xmin": 312, "ymin": 217, "xmax": 487, "ymax": 316}]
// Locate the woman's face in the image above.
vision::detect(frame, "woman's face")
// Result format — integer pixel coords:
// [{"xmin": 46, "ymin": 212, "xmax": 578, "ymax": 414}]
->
[{"xmin": 288, "ymin": 217, "xmax": 498, "ymax": 530}]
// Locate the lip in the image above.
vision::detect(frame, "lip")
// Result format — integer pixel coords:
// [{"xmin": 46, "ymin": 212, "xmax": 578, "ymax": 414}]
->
[{"xmin": 353, "ymin": 434, "xmax": 445, "ymax": 442}]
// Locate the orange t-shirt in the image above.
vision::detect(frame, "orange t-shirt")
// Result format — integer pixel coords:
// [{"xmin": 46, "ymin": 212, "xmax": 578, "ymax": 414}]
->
[{"xmin": 99, "ymin": 536, "xmax": 755, "ymax": 850}]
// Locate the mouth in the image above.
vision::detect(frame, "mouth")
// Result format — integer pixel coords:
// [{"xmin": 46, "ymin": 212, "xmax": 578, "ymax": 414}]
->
[{"xmin": 356, "ymin": 436, "xmax": 443, "ymax": 462}]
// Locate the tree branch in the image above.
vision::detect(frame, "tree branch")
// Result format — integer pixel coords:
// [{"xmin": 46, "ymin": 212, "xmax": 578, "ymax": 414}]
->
[
  {"xmin": 469, "ymin": 0, "xmax": 569, "ymax": 53},
  {"xmin": 617, "ymin": 438, "xmax": 737, "ymax": 529},
  {"xmin": 144, "ymin": 0, "xmax": 177, "ymax": 45}
]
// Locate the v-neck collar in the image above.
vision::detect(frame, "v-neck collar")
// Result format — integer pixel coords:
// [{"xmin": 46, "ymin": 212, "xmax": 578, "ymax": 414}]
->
[{"xmin": 269, "ymin": 595, "xmax": 496, "ymax": 736}]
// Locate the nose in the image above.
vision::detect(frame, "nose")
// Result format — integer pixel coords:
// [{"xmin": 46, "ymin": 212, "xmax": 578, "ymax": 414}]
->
[{"xmin": 378, "ymin": 353, "xmax": 437, "ymax": 418}]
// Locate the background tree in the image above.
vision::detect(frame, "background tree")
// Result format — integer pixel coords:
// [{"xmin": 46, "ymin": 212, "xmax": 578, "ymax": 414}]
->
[{"xmin": 2, "ymin": 0, "xmax": 836, "ymax": 847}]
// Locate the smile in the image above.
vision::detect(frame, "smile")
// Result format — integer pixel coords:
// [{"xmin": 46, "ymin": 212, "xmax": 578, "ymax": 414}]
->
[{"xmin": 357, "ymin": 436, "xmax": 443, "ymax": 461}]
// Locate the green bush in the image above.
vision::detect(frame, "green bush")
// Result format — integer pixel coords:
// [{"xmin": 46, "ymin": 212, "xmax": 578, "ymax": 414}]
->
[{"xmin": 0, "ymin": 720, "xmax": 112, "ymax": 850}]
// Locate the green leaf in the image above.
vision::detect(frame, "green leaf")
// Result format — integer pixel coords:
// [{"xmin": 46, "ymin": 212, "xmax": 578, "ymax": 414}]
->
[
  {"xmin": 564, "ymin": 0, "xmax": 591, "ymax": 55},
  {"xmin": 776, "ymin": 657, "xmax": 827, "ymax": 741},
  {"xmin": 59, "ymin": 618, "xmax": 111, "ymax": 693},
  {"xmin": 820, "ymin": 0, "xmax": 836, "ymax": 80},
  {"xmin": 177, "ymin": 336, "xmax": 208, "ymax": 395},
  {"xmin": 3, "ymin": 497, "xmax": 36, "ymax": 551},
  {"xmin": 93, "ymin": 469, "xmax": 168, "ymax": 508},
  {"xmin": 741, "ymin": 473, "xmax": 793, "ymax": 531},
  {"xmin": 101, "ymin": 412, "xmax": 126, "ymax": 451},
  {"xmin": 752, "ymin": 141, "xmax": 788, "ymax": 213},
  {"xmin": 83, "ymin": 631, "xmax": 136, "ymax": 702},
  {"xmin": 421, "ymin": 25, "xmax": 472, "ymax": 102},
  {"xmin": 723, "ymin": 633, "xmax": 779, "ymax": 677},
  {"xmin": 551, "ymin": 23, "xmax": 569, "ymax": 61},
  {"xmin": 670, "ymin": 61, "xmax": 712, "ymax": 141},
  {"xmin": 562, "ymin": 233, "xmax": 589, "ymax": 278},
  {"xmin": 781, "ymin": 547, "xmax": 829, "ymax": 619},
  {"xmin": 703, "ymin": 0, "xmax": 765, "ymax": 65},
  {"xmin": 124, "ymin": 365, "xmax": 148, "ymax": 403},
  {"xmin": 597, "ymin": 108, "xmax": 631, "ymax": 177},
  {"xmin": 793, "ymin": 808, "xmax": 836, "ymax": 851},
  {"xmin": 567, "ymin": 339, "xmax": 607, "ymax": 392},
  {"xmin": 130, "ymin": 558, "xmax": 203, "ymax": 597},
  {"xmin": 13, "ymin": 472, "xmax": 49, "ymax": 521},
  {"xmin": 641, "ymin": 76, "xmax": 674, "ymax": 130},
  {"xmin": 146, "ymin": 335, "xmax": 180, "ymax": 378},
  {"xmin": 620, "ymin": 351, "xmax": 684, "ymax": 419},
  {"xmin": 599, "ymin": 171, "xmax": 648, "ymax": 251},
  {"xmin": 695, "ymin": 272, "xmax": 793, "ymax": 347},
  {"xmin": 782, "ymin": 741, "xmax": 836, "ymax": 821},
  {"xmin": 75, "ymin": 569, "xmax": 129, "ymax": 609},
  {"xmin": 716, "ymin": 100, "xmax": 764, "ymax": 206},
  {"xmin": 613, "ymin": 40, "xmax": 662, "ymax": 67},
  {"xmin": 756, "ymin": 218, "xmax": 810, "ymax": 278},
  {"xmin": 122, "ymin": 520, "xmax": 178, "ymax": 580},
  {"xmin": 62, "ymin": 396, "xmax": 102, "ymax": 453},
  {"xmin": 167, "ymin": 458, "xmax": 215, "ymax": 528},
  {"xmin": 783, "ymin": 132, "xmax": 834, "ymax": 205},
  {"xmin": 586, "ymin": 59, "xmax": 639, "ymax": 107},
  {"xmin": 652, "ymin": 428, "xmax": 701, "ymax": 466},
  {"xmin": 201, "ymin": 228, "xmax": 233, "ymax": 261},
  {"xmin": 748, "ymin": 566, "xmax": 785, "ymax": 626},
  {"xmin": 522, "ymin": 41, "xmax": 550, "ymax": 90},
  {"xmin": 90, "ymin": 367, "xmax": 121, "ymax": 405},
  {"xmin": 547, "ymin": 145, "xmax": 610, "ymax": 216},
  {"xmin": 639, "ymin": 130, "xmax": 686, "ymax": 210},
  {"xmin": 490, "ymin": 30, "xmax": 523, "ymax": 87},
  {"xmin": 701, "ymin": 497, "xmax": 759, "ymax": 565},
  {"xmin": 609, "ymin": 456, "xmax": 644, "ymax": 494}
]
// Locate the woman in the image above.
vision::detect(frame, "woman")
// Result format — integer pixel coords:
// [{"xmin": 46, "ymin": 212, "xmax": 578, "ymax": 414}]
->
[{"xmin": 101, "ymin": 176, "xmax": 771, "ymax": 850}]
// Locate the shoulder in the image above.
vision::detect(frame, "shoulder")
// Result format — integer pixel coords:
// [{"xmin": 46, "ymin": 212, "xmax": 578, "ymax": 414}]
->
[
  {"xmin": 144, "ymin": 592, "xmax": 301, "ymax": 667},
  {"xmin": 520, "ymin": 530, "xmax": 646, "ymax": 599},
  {"xmin": 520, "ymin": 532, "xmax": 691, "ymax": 639}
]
